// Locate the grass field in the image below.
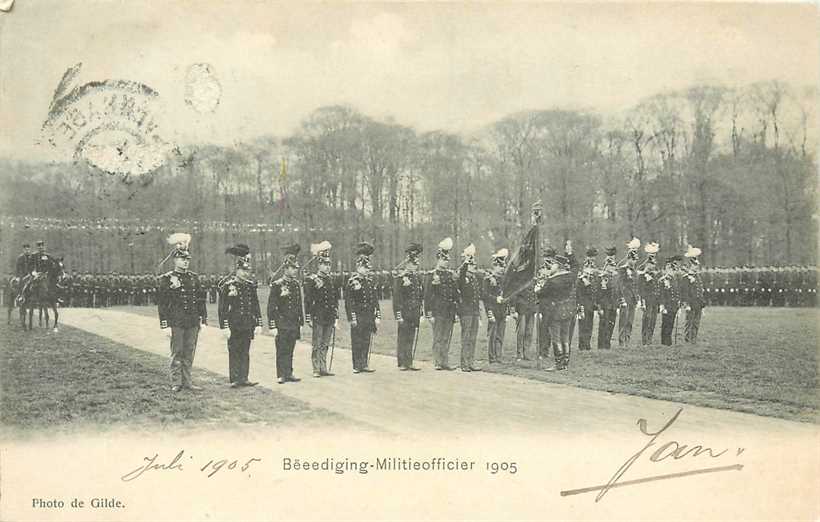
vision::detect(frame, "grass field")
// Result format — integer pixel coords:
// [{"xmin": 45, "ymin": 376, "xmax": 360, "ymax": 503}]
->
[
  {"xmin": 123, "ymin": 290, "xmax": 818, "ymax": 423},
  {"xmin": 0, "ymin": 322, "xmax": 348, "ymax": 438}
]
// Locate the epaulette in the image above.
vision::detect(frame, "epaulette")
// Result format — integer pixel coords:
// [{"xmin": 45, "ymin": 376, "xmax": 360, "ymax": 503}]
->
[
  {"xmin": 217, "ymin": 275, "xmax": 235, "ymax": 289},
  {"xmin": 189, "ymin": 270, "xmax": 198, "ymax": 276}
]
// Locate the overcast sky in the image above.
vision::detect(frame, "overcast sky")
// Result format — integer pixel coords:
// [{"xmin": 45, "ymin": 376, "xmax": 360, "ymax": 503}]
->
[{"xmin": 0, "ymin": 1, "xmax": 817, "ymax": 161}]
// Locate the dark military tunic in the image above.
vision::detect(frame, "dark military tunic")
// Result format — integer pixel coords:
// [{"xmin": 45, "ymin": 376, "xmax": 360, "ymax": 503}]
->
[
  {"xmin": 304, "ymin": 272, "xmax": 340, "ymax": 326},
  {"xmin": 156, "ymin": 269, "xmax": 208, "ymax": 328},
  {"xmin": 218, "ymin": 274, "xmax": 262, "ymax": 384},
  {"xmin": 658, "ymin": 272, "xmax": 681, "ymax": 346},
  {"xmin": 267, "ymin": 276, "xmax": 304, "ymax": 379},
  {"xmin": 393, "ymin": 269, "xmax": 424, "ymax": 368},
  {"xmin": 345, "ymin": 272, "xmax": 381, "ymax": 371}
]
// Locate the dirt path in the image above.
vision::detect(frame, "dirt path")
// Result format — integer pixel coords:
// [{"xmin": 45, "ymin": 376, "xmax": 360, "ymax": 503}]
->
[{"xmin": 56, "ymin": 309, "xmax": 817, "ymax": 441}]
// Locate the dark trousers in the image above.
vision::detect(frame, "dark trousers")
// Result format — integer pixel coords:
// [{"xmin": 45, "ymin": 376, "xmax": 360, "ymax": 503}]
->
[
  {"xmin": 515, "ymin": 311, "xmax": 535, "ymax": 358},
  {"xmin": 577, "ymin": 308, "xmax": 594, "ymax": 350},
  {"xmin": 536, "ymin": 313, "xmax": 551, "ymax": 357},
  {"xmin": 275, "ymin": 328, "xmax": 299, "ymax": 378},
  {"xmin": 548, "ymin": 318, "xmax": 571, "ymax": 358},
  {"xmin": 228, "ymin": 328, "xmax": 253, "ymax": 383},
  {"xmin": 397, "ymin": 321, "xmax": 418, "ymax": 368},
  {"xmin": 351, "ymin": 322, "xmax": 374, "ymax": 371},
  {"xmin": 618, "ymin": 303, "xmax": 636, "ymax": 347},
  {"xmin": 486, "ymin": 316, "xmax": 506, "ymax": 362},
  {"xmin": 684, "ymin": 306, "xmax": 703, "ymax": 343},
  {"xmin": 432, "ymin": 316, "xmax": 454, "ymax": 368},
  {"xmin": 660, "ymin": 307, "xmax": 679, "ymax": 346},
  {"xmin": 641, "ymin": 303, "xmax": 659, "ymax": 345},
  {"xmin": 597, "ymin": 307, "xmax": 617, "ymax": 350}
]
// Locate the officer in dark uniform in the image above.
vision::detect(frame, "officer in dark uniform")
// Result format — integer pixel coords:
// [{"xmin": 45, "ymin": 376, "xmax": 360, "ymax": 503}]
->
[
  {"xmin": 638, "ymin": 243, "xmax": 661, "ymax": 345},
  {"xmin": 304, "ymin": 241, "xmax": 340, "ymax": 378},
  {"xmin": 482, "ymin": 248, "xmax": 509, "ymax": 363},
  {"xmin": 424, "ymin": 237, "xmax": 459, "ymax": 370},
  {"xmin": 267, "ymin": 244, "xmax": 304, "ymax": 384},
  {"xmin": 218, "ymin": 246, "xmax": 262, "ymax": 388},
  {"xmin": 616, "ymin": 238, "xmax": 641, "ymax": 347},
  {"xmin": 345, "ymin": 242, "xmax": 381, "ymax": 374},
  {"xmin": 681, "ymin": 246, "xmax": 706, "ymax": 343},
  {"xmin": 596, "ymin": 247, "xmax": 618, "ymax": 350},
  {"xmin": 393, "ymin": 242, "xmax": 424, "ymax": 371},
  {"xmin": 15, "ymin": 243, "xmax": 35, "ymax": 280},
  {"xmin": 575, "ymin": 247, "xmax": 599, "ymax": 351},
  {"xmin": 534, "ymin": 253, "xmax": 576, "ymax": 371},
  {"xmin": 658, "ymin": 256, "xmax": 682, "ymax": 346},
  {"xmin": 535, "ymin": 245, "xmax": 556, "ymax": 364},
  {"xmin": 456, "ymin": 243, "xmax": 482, "ymax": 372},
  {"xmin": 156, "ymin": 234, "xmax": 208, "ymax": 392}
]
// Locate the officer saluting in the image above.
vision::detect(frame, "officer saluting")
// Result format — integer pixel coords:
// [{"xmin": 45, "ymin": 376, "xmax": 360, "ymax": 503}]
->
[
  {"xmin": 456, "ymin": 243, "xmax": 482, "ymax": 372},
  {"xmin": 482, "ymin": 248, "xmax": 509, "ymax": 363},
  {"xmin": 424, "ymin": 237, "xmax": 459, "ymax": 371},
  {"xmin": 638, "ymin": 242, "xmax": 661, "ymax": 345},
  {"xmin": 658, "ymin": 255, "xmax": 683, "ymax": 346},
  {"xmin": 156, "ymin": 233, "xmax": 208, "ymax": 392},
  {"xmin": 345, "ymin": 242, "xmax": 381, "ymax": 373},
  {"xmin": 267, "ymin": 244, "xmax": 304, "ymax": 384},
  {"xmin": 304, "ymin": 241, "xmax": 340, "ymax": 378},
  {"xmin": 392, "ymin": 242, "xmax": 424, "ymax": 371},
  {"xmin": 218, "ymin": 244, "xmax": 262, "ymax": 388}
]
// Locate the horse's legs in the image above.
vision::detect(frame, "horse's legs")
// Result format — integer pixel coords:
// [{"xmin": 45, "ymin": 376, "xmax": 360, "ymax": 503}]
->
[
  {"xmin": 52, "ymin": 305, "xmax": 59, "ymax": 331},
  {"xmin": 28, "ymin": 308, "xmax": 34, "ymax": 331},
  {"xmin": 44, "ymin": 306, "xmax": 50, "ymax": 328}
]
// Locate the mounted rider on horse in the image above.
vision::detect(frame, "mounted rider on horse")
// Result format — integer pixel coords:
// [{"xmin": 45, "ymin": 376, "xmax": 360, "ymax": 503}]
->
[{"xmin": 16, "ymin": 240, "xmax": 57, "ymax": 304}]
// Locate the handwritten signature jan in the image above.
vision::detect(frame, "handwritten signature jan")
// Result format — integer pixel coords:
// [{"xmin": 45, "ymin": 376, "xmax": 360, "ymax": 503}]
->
[{"xmin": 561, "ymin": 408, "xmax": 745, "ymax": 502}]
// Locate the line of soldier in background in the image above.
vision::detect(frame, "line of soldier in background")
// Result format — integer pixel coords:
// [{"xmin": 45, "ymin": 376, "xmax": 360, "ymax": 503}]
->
[
  {"xmin": 2, "ymin": 264, "xmax": 815, "ymax": 310},
  {"xmin": 702, "ymin": 266, "xmax": 817, "ymax": 307}
]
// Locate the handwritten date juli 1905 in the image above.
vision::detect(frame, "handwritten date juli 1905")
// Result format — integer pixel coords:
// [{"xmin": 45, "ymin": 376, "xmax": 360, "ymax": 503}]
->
[{"xmin": 121, "ymin": 450, "xmax": 262, "ymax": 481}]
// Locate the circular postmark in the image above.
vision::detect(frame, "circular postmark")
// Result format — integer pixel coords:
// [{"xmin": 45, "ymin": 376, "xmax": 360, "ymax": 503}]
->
[
  {"xmin": 184, "ymin": 63, "xmax": 221, "ymax": 114},
  {"xmin": 42, "ymin": 63, "xmax": 172, "ymax": 178}
]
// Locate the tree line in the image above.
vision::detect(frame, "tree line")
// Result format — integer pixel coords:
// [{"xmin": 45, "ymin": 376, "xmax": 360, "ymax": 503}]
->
[{"xmin": 1, "ymin": 79, "xmax": 816, "ymax": 273}]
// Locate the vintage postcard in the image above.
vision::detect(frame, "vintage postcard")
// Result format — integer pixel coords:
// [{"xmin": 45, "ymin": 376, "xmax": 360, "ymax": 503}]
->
[{"xmin": 0, "ymin": 1, "xmax": 817, "ymax": 520}]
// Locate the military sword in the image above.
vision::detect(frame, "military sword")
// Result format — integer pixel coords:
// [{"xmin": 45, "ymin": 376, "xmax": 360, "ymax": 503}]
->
[
  {"xmin": 328, "ymin": 324, "xmax": 336, "ymax": 371},
  {"xmin": 411, "ymin": 323, "xmax": 420, "ymax": 362}
]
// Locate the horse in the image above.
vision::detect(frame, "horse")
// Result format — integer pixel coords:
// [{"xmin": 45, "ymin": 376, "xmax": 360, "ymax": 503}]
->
[{"xmin": 19, "ymin": 257, "xmax": 65, "ymax": 331}]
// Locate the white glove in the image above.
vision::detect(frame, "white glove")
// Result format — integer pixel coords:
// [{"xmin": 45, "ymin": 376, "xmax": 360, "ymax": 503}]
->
[
  {"xmin": 221, "ymin": 328, "xmax": 231, "ymax": 339},
  {"xmin": 351, "ymin": 320, "xmax": 358, "ymax": 328},
  {"xmin": 165, "ymin": 329, "xmax": 172, "ymax": 339},
  {"xmin": 496, "ymin": 296, "xmax": 504, "ymax": 304},
  {"xmin": 375, "ymin": 318, "xmax": 381, "ymax": 327},
  {"xmin": 254, "ymin": 326, "xmax": 261, "ymax": 336},
  {"xmin": 334, "ymin": 319, "xmax": 339, "ymax": 329},
  {"xmin": 269, "ymin": 327, "xmax": 277, "ymax": 335},
  {"xmin": 478, "ymin": 319, "xmax": 482, "ymax": 328}
]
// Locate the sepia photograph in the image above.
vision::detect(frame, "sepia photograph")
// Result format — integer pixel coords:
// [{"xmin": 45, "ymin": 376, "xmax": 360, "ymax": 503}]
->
[{"xmin": 0, "ymin": 1, "xmax": 818, "ymax": 520}]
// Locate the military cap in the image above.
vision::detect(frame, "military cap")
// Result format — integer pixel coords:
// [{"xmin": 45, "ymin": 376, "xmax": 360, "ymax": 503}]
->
[
  {"xmin": 492, "ymin": 248, "xmax": 509, "ymax": 267},
  {"xmin": 282, "ymin": 243, "xmax": 301, "ymax": 268},
  {"xmin": 405, "ymin": 242, "xmax": 423, "ymax": 264},
  {"xmin": 354, "ymin": 241, "xmax": 375, "ymax": 268},
  {"xmin": 585, "ymin": 247, "xmax": 598, "ymax": 258},
  {"xmin": 436, "ymin": 237, "xmax": 453, "ymax": 261}
]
